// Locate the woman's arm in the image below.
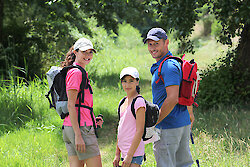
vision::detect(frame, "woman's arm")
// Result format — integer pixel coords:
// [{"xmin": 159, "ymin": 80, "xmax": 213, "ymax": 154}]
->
[
  {"xmin": 67, "ymin": 89, "xmax": 85, "ymax": 153},
  {"xmin": 122, "ymin": 106, "xmax": 145, "ymax": 167}
]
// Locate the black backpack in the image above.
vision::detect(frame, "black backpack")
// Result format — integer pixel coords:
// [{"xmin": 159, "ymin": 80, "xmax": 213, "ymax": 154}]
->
[
  {"xmin": 45, "ymin": 65, "xmax": 98, "ymax": 136},
  {"xmin": 118, "ymin": 95, "xmax": 159, "ymax": 141}
]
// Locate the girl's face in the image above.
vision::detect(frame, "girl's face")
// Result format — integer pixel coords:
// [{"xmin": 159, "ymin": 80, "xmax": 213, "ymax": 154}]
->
[
  {"xmin": 75, "ymin": 49, "xmax": 94, "ymax": 68},
  {"xmin": 121, "ymin": 75, "xmax": 139, "ymax": 95}
]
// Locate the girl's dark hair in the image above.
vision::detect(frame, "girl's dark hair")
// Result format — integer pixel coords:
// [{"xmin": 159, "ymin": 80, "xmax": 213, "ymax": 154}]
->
[
  {"xmin": 61, "ymin": 46, "xmax": 76, "ymax": 67},
  {"xmin": 136, "ymin": 78, "xmax": 140, "ymax": 94},
  {"xmin": 136, "ymin": 85, "xmax": 140, "ymax": 94}
]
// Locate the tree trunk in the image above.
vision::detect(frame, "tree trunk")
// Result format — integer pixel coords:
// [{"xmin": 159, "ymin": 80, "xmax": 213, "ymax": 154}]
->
[
  {"xmin": 234, "ymin": 23, "xmax": 250, "ymax": 100},
  {"xmin": 0, "ymin": 0, "xmax": 3, "ymax": 45}
]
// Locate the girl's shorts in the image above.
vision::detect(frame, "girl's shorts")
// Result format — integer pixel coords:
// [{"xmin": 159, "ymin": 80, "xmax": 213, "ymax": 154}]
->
[
  {"xmin": 62, "ymin": 125, "xmax": 100, "ymax": 160},
  {"xmin": 121, "ymin": 155, "xmax": 144, "ymax": 165}
]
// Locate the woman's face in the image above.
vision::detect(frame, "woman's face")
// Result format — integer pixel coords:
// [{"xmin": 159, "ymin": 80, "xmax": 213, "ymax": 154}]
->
[
  {"xmin": 121, "ymin": 75, "xmax": 139, "ymax": 95},
  {"xmin": 75, "ymin": 49, "xmax": 94, "ymax": 67}
]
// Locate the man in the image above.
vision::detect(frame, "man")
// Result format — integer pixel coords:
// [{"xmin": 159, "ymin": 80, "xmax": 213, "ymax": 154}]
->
[{"xmin": 144, "ymin": 27, "xmax": 194, "ymax": 167}]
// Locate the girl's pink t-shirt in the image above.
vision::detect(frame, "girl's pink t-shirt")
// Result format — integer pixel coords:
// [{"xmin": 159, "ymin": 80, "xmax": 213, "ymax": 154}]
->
[
  {"xmin": 117, "ymin": 96, "xmax": 146, "ymax": 158},
  {"xmin": 63, "ymin": 63, "xmax": 95, "ymax": 127}
]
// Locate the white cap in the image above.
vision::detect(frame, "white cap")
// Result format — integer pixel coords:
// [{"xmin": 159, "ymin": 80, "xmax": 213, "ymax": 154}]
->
[
  {"xmin": 73, "ymin": 37, "xmax": 96, "ymax": 53},
  {"xmin": 120, "ymin": 67, "xmax": 139, "ymax": 79}
]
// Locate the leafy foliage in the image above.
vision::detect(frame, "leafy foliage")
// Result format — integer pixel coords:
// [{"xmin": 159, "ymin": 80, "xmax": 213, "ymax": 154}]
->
[
  {"xmin": 1, "ymin": 0, "xmax": 250, "ymax": 106},
  {"xmin": 0, "ymin": 76, "xmax": 50, "ymax": 133},
  {"xmin": 198, "ymin": 49, "xmax": 250, "ymax": 108},
  {"xmin": 0, "ymin": 0, "xmax": 154, "ymax": 79}
]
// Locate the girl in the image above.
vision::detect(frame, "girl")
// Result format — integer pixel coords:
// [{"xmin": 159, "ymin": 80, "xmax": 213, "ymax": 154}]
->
[
  {"xmin": 61, "ymin": 37, "xmax": 103, "ymax": 167},
  {"xmin": 113, "ymin": 67, "xmax": 146, "ymax": 167}
]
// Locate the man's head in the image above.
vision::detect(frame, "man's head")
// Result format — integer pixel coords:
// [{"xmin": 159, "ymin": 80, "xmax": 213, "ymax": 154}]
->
[
  {"xmin": 144, "ymin": 28, "xmax": 169, "ymax": 61},
  {"xmin": 144, "ymin": 28, "xmax": 167, "ymax": 44}
]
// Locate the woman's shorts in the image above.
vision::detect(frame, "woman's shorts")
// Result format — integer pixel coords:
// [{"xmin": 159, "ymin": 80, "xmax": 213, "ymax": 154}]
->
[
  {"xmin": 62, "ymin": 125, "xmax": 100, "ymax": 160},
  {"xmin": 121, "ymin": 156, "xmax": 144, "ymax": 165}
]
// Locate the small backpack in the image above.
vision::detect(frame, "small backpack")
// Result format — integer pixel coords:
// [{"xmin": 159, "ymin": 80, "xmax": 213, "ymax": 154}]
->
[
  {"xmin": 45, "ymin": 65, "xmax": 97, "ymax": 135},
  {"xmin": 118, "ymin": 96, "xmax": 159, "ymax": 142},
  {"xmin": 155, "ymin": 54, "xmax": 201, "ymax": 107}
]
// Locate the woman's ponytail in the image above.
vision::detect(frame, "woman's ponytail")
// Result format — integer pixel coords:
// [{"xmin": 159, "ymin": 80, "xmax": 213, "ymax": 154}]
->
[{"xmin": 61, "ymin": 46, "xmax": 76, "ymax": 67}]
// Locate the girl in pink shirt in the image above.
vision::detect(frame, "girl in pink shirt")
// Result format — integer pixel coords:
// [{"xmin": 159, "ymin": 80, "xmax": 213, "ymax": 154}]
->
[
  {"xmin": 113, "ymin": 67, "xmax": 146, "ymax": 167},
  {"xmin": 61, "ymin": 37, "xmax": 103, "ymax": 167}
]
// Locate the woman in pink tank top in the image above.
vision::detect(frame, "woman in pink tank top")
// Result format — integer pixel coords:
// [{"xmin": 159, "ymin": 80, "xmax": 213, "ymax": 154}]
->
[{"xmin": 61, "ymin": 38, "xmax": 103, "ymax": 167}]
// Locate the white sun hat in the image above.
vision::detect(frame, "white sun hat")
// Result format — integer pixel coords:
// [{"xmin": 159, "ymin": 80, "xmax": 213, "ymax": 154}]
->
[
  {"xmin": 120, "ymin": 67, "xmax": 139, "ymax": 79},
  {"xmin": 73, "ymin": 37, "xmax": 96, "ymax": 53}
]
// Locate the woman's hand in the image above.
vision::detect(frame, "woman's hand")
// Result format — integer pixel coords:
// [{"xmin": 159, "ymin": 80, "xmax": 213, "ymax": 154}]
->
[
  {"xmin": 75, "ymin": 134, "xmax": 86, "ymax": 153},
  {"xmin": 96, "ymin": 116, "xmax": 104, "ymax": 128},
  {"xmin": 122, "ymin": 155, "xmax": 132, "ymax": 167}
]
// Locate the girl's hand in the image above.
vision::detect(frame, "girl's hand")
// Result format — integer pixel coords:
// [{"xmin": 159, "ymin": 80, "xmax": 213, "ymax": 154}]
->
[
  {"xmin": 75, "ymin": 134, "xmax": 85, "ymax": 153},
  {"xmin": 122, "ymin": 155, "xmax": 132, "ymax": 167},
  {"xmin": 96, "ymin": 116, "xmax": 104, "ymax": 128},
  {"xmin": 113, "ymin": 155, "xmax": 120, "ymax": 167}
]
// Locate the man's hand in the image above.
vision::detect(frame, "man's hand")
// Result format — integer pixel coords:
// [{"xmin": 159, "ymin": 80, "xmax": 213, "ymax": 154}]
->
[{"xmin": 187, "ymin": 105, "xmax": 195, "ymax": 129}]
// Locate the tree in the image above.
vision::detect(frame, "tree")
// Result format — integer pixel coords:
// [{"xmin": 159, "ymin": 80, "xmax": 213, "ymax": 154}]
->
[
  {"xmin": 0, "ymin": 0, "xmax": 156, "ymax": 79},
  {"xmin": 139, "ymin": 0, "xmax": 250, "ymax": 103},
  {"xmin": 1, "ymin": 0, "xmax": 249, "ymax": 101}
]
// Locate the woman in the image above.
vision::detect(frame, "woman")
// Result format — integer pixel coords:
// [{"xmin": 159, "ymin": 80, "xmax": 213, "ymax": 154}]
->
[{"xmin": 61, "ymin": 37, "xmax": 103, "ymax": 167}]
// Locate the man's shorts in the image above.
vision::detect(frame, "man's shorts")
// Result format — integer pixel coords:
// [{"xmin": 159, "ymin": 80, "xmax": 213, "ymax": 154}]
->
[
  {"xmin": 153, "ymin": 125, "xmax": 193, "ymax": 167},
  {"xmin": 62, "ymin": 125, "xmax": 100, "ymax": 160}
]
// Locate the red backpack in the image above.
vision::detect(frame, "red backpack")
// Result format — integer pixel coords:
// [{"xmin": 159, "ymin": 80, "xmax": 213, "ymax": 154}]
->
[{"xmin": 156, "ymin": 54, "xmax": 201, "ymax": 107}]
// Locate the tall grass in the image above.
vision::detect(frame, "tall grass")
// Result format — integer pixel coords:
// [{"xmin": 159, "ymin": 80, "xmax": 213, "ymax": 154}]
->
[{"xmin": 0, "ymin": 23, "xmax": 249, "ymax": 166}]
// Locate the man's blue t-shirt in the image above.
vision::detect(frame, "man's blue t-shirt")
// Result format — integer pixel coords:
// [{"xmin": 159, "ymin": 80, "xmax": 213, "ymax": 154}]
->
[{"xmin": 150, "ymin": 51, "xmax": 191, "ymax": 129}]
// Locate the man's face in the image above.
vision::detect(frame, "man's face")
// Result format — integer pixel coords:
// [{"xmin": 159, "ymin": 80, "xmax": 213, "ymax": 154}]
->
[{"xmin": 147, "ymin": 39, "xmax": 169, "ymax": 61}]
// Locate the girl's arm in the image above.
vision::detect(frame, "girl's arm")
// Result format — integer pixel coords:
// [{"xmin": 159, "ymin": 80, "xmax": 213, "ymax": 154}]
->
[
  {"xmin": 122, "ymin": 106, "xmax": 145, "ymax": 167},
  {"xmin": 67, "ymin": 89, "xmax": 85, "ymax": 153},
  {"xmin": 113, "ymin": 138, "xmax": 121, "ymax": 167}
]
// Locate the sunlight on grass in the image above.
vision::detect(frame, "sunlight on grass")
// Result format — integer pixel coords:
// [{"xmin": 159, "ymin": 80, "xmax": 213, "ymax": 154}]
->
[
  {"xmin": 0, "ymin": 127, "xmax": 68, "ymax": 166},
  {"xmin": 0, "ymin": 23, "xmax": 249, "ymax": 167}
]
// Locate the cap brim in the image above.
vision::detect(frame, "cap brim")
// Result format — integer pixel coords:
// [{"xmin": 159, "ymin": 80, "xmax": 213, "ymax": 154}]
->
[
  {"xmin": 120, "ymin": 73, "xmax": 138, "ymax": 79},
  {"xmin": 143, "ymin": 36, "xmax": 160, "ymax": 44},
  {"xmin": 79, "ymin": 46, "xmax": 96, "ymax": 53}
]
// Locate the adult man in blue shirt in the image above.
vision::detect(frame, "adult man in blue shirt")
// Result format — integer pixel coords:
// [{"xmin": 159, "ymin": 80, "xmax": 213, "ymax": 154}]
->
[{"xmin": 144, "ymin": 28, "xmax": 194, "ymax": 167}]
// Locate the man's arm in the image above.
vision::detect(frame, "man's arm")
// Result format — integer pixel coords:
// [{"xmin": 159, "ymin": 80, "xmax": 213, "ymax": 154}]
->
[
  {"xmin": 156, "ymin": 85, "xmax": 179, "ymax": 125},
  {"xmin": 187, "ymin": 105, "xmax": 195, "ymax": 128}
]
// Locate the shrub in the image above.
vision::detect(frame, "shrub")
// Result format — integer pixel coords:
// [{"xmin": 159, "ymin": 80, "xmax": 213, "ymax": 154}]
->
[
  {"xmin": 197, "ymin": 50, "xmax": 249, "ymax": 109},
  {"xmin": 0, "ymin": 75, "xmax": 50, "ymax": 133}
]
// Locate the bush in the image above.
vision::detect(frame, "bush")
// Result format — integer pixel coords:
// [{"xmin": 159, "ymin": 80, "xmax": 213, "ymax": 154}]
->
[
  {"xmin": 197, "ymin": 50, "xmax": 249, "ymax": 109},
  {"xmin": 0, "ymin": 75, "xmax": 51, "ymax": 133}
]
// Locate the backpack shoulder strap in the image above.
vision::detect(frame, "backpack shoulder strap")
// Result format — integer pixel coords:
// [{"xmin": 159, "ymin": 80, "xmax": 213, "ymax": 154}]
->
[
  {"xmin": 156, "ymin": 56, "xmax": 183, "ymax": 84},
  {"xmin": 118, "ymin": 97, "xmax": 127, "ymax": 120},
  {"xmin": 168, "ymin": 56, "xmax": 183, "ymax": 64},
  {"xmin": 72, "ymin": 65, "xmax": 87, "ymax": 90},
  {"xmin": 131, "ymin": 95, "xmax": 144, "ymax": 119},
  {"xmin": 64, "ymin": 65, "xmax": 89, "ymax": 128}
]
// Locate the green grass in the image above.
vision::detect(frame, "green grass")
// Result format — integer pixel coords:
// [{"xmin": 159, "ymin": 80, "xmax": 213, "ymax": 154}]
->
[{"xmin": 0, "ymin": 23, "xmax": 249, "ymax": 166}]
